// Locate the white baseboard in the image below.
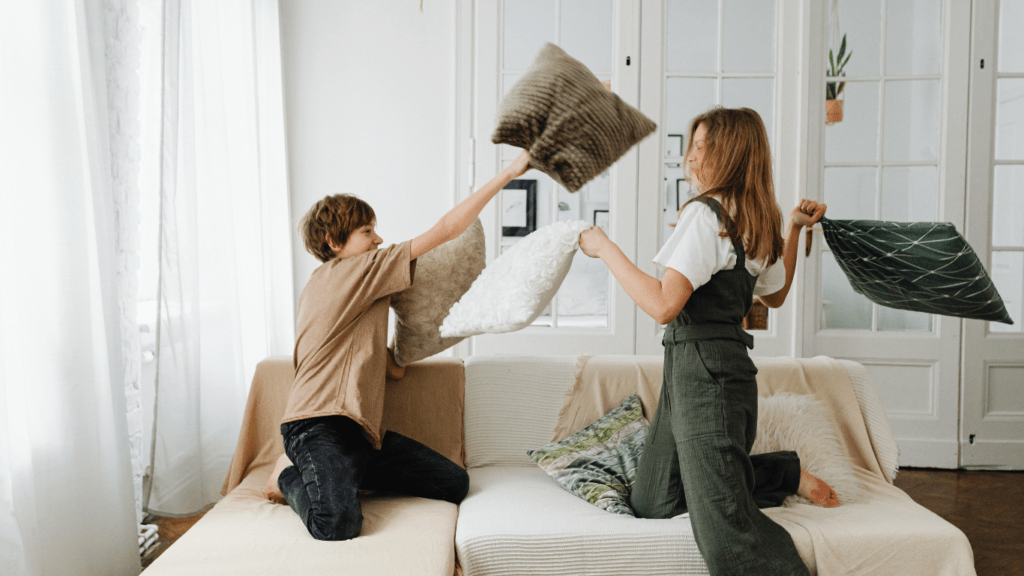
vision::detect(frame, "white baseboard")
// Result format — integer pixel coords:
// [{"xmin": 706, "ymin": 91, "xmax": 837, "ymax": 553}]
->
[
  {"xmin": 960, "ymin": 439, "xmax": 1024, "ymax": 470},
  {"xmin": 894, "ymin": 438, "xmax": 959, "ymax": 469}
]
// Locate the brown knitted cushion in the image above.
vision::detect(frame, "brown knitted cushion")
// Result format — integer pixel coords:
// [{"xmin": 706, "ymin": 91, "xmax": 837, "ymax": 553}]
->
[
  {"xmin": 389, "ymin": 219, "xmax": 485, "ymax": 366},
  {"xmin": 492, "ymin": 43, "xmax": 657, "ymax": 193}
]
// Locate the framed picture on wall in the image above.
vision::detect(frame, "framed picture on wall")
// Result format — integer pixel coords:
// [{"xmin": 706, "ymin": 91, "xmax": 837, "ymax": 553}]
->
[
  {"xmin": 675, "ymin": 178, "xmax": 691, "ymax": 211},
  {"xmin": 593, "ymin": 209, "xmax": 609, "ymax": 229},
  {"xmin": 501, "ymin": 179, "xmax": 537, "ymax": 237},
  {"xmin": 666, "ymin": 134, "xmax": 684, "ymax": 157}
]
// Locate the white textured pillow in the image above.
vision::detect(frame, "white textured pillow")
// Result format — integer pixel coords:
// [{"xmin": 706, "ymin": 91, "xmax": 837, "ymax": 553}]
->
[
  {"xmin": 390, "ymin": 219, "xmax": 486, "ymax": 366},
  {"xmin": 440, "ymin": 220, "xmax": 591, "ymax": 337},
  {"xmin": 753, "ymin": 393, "xmax": 862, "ymax": 506}
]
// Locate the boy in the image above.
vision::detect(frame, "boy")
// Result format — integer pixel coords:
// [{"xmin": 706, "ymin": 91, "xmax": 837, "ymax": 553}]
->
[{"xmin": 264, "ymin": 151, "xmax": 531, "ymax": 541}]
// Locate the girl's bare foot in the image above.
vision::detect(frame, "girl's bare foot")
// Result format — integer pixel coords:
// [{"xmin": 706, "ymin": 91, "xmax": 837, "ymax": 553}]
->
[
  {"xmin": 798, "ymin": 469, "xmax": 839, "ymax": 508},
  {"xmin": 263, "ymin": 453, "xmax": 292, "ymax": 504}
]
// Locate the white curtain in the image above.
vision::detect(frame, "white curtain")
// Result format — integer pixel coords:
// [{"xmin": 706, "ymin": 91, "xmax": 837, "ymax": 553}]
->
[
  {"xmin": 143, "ymin": 0, "xmax": 295, "ymax": 516},
  {"xmin": 0, "ymin": 1, "xmax": 142, "ymax": 574}
]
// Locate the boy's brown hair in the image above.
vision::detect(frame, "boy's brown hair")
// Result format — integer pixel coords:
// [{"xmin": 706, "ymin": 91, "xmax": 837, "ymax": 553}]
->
[{"xmin": 299, "ymin": 194, "xmax": 376, "ymax": 263}]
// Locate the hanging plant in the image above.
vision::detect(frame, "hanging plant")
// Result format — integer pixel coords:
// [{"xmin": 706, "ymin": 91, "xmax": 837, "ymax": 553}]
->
[{"xmin": 826, "ymin": 33, "xmax": 851, "ymax": 124}]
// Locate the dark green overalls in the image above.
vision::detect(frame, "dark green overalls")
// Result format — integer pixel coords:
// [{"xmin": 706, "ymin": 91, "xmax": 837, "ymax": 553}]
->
[{"xmin": 629, "ymin": 196, "xmax": 808, "ymax": 575}]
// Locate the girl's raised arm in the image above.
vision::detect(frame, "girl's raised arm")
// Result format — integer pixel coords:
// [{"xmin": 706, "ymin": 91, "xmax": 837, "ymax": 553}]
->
[
  {"xmin": 757, "ymin": 199, "xmax": 826, "ymax": 308},
  {"xmin": 410, "ymin": 150, "xmax": 531, "ymax": 261}
]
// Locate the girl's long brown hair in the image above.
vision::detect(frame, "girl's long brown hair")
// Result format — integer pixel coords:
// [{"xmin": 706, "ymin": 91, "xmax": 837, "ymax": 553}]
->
[{"xmin": 681, "ymin": 107, "xmax": 784, "ymax": 265}]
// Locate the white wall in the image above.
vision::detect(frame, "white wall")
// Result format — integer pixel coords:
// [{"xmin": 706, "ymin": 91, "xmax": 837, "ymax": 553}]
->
[{"xmin": 279, "ymin": 1, "xmax": 459, "ymax": 304}]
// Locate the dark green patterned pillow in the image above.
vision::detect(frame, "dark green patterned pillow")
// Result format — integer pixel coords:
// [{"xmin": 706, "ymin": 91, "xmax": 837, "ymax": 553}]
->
[
  {"xmin": 821, "ymin": 218, "xmax": 1013, "ymax": 324},
  {"xmin": 527, "ymin": 394, "xmax": 646, "ymax": 516}
]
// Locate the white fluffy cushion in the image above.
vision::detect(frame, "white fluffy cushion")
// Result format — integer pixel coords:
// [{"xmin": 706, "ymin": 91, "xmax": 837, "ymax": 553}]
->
[
  {"xmin": 753, "ymin": 393, "xmax": 862, "ymax": 506},
  {"xmin": 390, "ymin": 219, "xmax": 485, "ymax": 366},
  {"xmin": 440, "ymin": 220, "xmax": 591, "ymax": 337}
]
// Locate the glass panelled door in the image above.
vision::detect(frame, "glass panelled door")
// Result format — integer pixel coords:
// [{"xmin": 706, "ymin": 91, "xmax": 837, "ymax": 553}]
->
[
  {"xmin": 637, "ymin": 0, "xmax": 802, "ymax": 357},
  {"xmin": 471, "ymin": 0, "xmax": 641, "ymax": 355},
  {"xmin": 962, "ymin": 0, "xmax": 1024, "ymax": 469},
  {"xmin": 806, "ymin": 0, "xmax": 969, "ymax": 467}
]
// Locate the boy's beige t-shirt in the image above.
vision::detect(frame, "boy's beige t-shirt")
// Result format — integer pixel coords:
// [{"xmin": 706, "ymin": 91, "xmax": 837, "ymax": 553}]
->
[{"xmin": 281, "ymin": 241, "xmax": 415, "ymax": 449}]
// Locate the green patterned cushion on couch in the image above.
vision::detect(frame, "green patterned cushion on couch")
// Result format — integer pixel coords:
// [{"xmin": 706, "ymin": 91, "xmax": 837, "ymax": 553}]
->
[{"xmin": 527, "ymin": 394, "xmax": 646, "ymax": 516}]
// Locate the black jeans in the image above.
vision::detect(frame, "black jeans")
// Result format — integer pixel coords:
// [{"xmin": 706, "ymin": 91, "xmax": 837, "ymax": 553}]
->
[{"xmin": 278, "ymin": 415, "xmax": 469, "ymax": 541}]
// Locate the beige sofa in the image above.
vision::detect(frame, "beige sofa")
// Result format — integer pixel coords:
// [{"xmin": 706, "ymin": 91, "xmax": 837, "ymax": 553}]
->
[
  {"xmin": 144, "ymin": 354, "xmax": 976, "ymax": 576},
  {"xmin": 142, "ymin": 357, "xmax": 467, "ymax": 576}
]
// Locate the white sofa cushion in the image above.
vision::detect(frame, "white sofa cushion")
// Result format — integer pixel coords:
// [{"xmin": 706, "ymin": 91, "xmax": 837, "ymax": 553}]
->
[
  {"xmin": 144, "ymin": 469, "xmax": 459, "ymax": 576},
  {"xmin": 464, "ymin": 355, "xmax": 579, "ymax": 468},
  {"xmin": 456, "ymin": 467, "xmax": 711, "ymax": 576}
]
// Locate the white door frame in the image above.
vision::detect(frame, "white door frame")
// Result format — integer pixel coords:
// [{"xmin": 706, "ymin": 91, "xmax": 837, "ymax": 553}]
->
[
  {"xmin": 635, "ymin": 0, "xmax": 806, "ymax": 358},
  {"xmin": 468, "ymin": 0, "xmax": 641, "ymax": 356},
  {"xmin": 960, "ymin": 0, "xmax": 1024, "ymax": 470},
  {"xmin": 802, "ymin": 0, "xmax": 971, "ymax": 468}
]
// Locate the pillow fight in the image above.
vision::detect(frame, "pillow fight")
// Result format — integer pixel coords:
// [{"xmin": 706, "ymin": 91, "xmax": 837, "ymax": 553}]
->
[{"xmin": 261, "ymin": 43, "xmax": 1008, "ymax": 576}]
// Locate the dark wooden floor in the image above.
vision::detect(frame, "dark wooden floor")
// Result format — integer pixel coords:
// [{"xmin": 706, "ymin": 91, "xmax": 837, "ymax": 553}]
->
[
  {"xmin": 142, "ymin": 468, "xmax": 1024, "ymax": 574},
  {"xmin": 892, "ymin": 468, "xmax": 1024, "ymax": 576}
]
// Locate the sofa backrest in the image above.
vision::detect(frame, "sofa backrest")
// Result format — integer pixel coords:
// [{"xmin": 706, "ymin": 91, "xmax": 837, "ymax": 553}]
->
[
  {"xmin": 222, "ymin": 356, "xmax": 467, "ymax": 494},
  {"xmin": 463, "ymin": 355, "xmax": 579, "ymax": 468},
  {"xmin": 463, "ymin": 354, "xmax": 899, "ymax": 482}
]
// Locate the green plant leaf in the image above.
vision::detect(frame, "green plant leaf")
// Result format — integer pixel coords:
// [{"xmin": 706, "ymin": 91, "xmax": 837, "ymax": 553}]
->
[
  {"xmin": 828, "ymin": 50, "xmax": 836, "ymax": 75},
  {"xmin": 837, "ymin": 33, "xmax": 847, "ymax": 64},
  {"xmin": 837, "ymin": 81, "xmax": 846, "ymax": 96},
  {"xmin": 841, "ymin": 51, "xmax": 852, "ymax": 70}
]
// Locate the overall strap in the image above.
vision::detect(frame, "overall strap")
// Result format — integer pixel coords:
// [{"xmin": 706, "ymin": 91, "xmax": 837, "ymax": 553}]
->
[{"xmin": 682, "ymin": 195, "xmax": 746, "ymax": 268}]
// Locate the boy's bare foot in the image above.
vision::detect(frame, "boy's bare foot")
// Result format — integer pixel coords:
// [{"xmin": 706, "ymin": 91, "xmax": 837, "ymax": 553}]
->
[
  {"xmin": 797, "ymin": 469, "xmax": 840, "ymax": 508},
  {"xmin": 264, "ymin": 453, "xmax": 292, "ymax": 505},
  {"xmin": 386, "ymin": 347, "xmax": 406, "ymax": 380}
]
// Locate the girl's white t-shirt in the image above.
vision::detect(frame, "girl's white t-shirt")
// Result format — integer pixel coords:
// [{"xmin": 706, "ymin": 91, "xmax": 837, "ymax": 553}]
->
[{"xmin": 653, "ymin": 199, "xmax": 786, "ymax": 296}]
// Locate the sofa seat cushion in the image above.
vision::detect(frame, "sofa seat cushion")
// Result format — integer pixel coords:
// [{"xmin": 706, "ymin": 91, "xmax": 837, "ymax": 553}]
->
[
  {"xmin": 455, "ymin": 466, "xmax": 713, "ymax": 576},
  {"xmin": 144, "ymin": 467, "xmax": 460, "ymax": 576}
]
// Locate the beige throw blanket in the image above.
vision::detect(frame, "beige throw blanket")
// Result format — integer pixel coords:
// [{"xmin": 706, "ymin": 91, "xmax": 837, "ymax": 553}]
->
[{"xmin": 553, "ymin": 355, "xmax": 976, "ymax": 576}]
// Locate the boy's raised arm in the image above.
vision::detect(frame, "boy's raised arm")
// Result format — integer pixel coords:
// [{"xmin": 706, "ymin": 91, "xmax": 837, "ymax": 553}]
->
[{"xmin": 410, "ymin": 150, "xmax": 530, "ymax": 261}]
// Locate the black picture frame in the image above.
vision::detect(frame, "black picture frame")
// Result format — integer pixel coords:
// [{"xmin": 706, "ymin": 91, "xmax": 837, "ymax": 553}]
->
[
  {"xmin": 593, "ymin": 209, "xmax": 609, "ymax": 229},
  {"xmin": 666, "ymin": 133, "xmax": 685, "ymax": 157},
  {"xmin": 501, "ymin": 179, "xmax": 537, "ymax": 237},
  {"xmin": 675, "ymin": 178, "xmax": 689, "ymax": 211}
]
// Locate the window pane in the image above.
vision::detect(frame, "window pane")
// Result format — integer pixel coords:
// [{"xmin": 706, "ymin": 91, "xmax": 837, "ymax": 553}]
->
[
  {"xmin": 993, "ymin": 166, "xmax": 1024, "ymax": 247},
  {"xmin": 836, "ymin": 0, "xmax": 881, "ymax": 77},
  {"xmin": 502, "ymin": 0, "xmax": 555, "ymax": 70},
  {"xmin": 999, "ymin": 0, "xmax": 1024, "ymax": 73},
  {"xmin": 821, "ymin": 252, "xmax": 873, "ymax": 330},
  {"xmin": 825, "ymin": 81, "xmax": 879, "ymax": 163},
  {"xmin": 881, "ymin": 166, "xmax": 938, "ymax": 222},
  {"xmin": 667, "ymin": 0, "xmax": 718, "ymax": 73},
  {"xmin": 824, "ymin": 167, "xmax": 877, "ymax": 220},
  {"xmin": 885, "ymin": 0, "xmax": 942, "ymax": 76},
  {"xmin": 990, "ymin": 251, "xmax": 1023, "ymax": 333},
  {"xmin": 883, "ymin": 80, "xmax": 941, "ymax": 162},
  {"xmin": 666, "ymin": 77, "xmax": 717, "ymax": 152},
  {"xmin": 722, "ymin": 0, "xmax": 775, "ymax": 73},
  {"xmin": 560, "ymin": 0, "xmax": 613, "ymax": 73},
  {"xmin": 878, "ymin": 307, "xmax": 932, "ymax": 332},
  {"xmin": 995, "ymin": 79, "xmax": 1024, "ymax": 161},
  {"xmin": 722, "ymin": 78, "xmax": 774, "ymax": 144}
]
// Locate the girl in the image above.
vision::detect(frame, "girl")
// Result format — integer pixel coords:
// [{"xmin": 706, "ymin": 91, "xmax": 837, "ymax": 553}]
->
[{"xmin": 579, "ymin": 107, "xmax": 832, "ymax": 575}]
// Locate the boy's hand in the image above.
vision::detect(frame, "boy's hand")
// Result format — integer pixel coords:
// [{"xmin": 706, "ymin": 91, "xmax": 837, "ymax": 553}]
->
[
  {"xmin": 386, "ymin": 346, "xmax": 406, "ymax": 380},
  {"xmin": 790, "ymin": 199, "xmax": 826, "ymax": 229},
  {"xmin": 509, "ymin": 149, "xmax": 531, "ymax": 178},
  {"xmin": 579, "ymin": 226, "xmax": 609, "ymax": 258}
]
